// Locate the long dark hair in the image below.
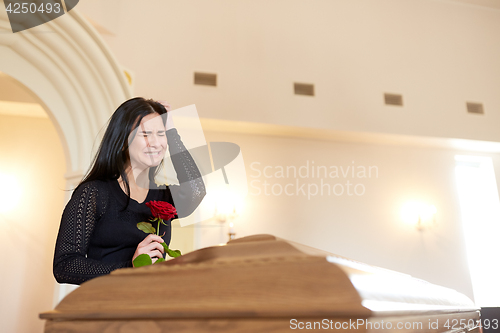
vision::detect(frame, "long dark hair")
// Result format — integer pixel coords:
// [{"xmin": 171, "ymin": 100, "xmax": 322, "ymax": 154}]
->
[{"xmin": 79, "ymin": 97, "xmax": 168, "ymax": 205}]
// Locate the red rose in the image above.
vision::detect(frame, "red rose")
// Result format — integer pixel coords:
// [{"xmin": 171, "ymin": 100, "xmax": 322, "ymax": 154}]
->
[{"xmin": 145, "ymin": 201, "xmax": 177, "ymax": 221}]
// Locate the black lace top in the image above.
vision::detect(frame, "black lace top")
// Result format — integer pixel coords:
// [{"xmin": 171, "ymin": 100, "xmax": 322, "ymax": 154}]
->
[{"xmin": 53, "ymin": 128, "xmax": 205, "ymax": 285}]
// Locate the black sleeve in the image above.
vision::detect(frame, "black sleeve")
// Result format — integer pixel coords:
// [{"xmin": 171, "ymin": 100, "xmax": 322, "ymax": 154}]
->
[
  {"xmin": 53, "ymin": 182, "xmax": 132, "ymax": 285},
  {"xmin": 166, "ymin": 128, "xmax": 206, "ymax": 218}
]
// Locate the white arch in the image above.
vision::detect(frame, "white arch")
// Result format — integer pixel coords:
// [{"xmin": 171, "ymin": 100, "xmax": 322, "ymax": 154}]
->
[
  {"xmin": 0, "ymin": 8, "xmax": 132, "ymax": 186},
  {"xmin": 0, "ymin": 7, "xmax": 132, "ymax": 305}
]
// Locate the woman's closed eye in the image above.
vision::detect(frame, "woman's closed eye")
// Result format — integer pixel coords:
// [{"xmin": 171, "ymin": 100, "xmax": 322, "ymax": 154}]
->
[{"xmin": 141, "ymin": 131, "xmax": 165, "ymax": 137}]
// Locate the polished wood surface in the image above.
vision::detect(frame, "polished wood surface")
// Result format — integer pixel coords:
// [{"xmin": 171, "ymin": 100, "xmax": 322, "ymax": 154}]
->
[{"xmin": 40, "ymin": 234, "xmax": 479, "ymax": 332}]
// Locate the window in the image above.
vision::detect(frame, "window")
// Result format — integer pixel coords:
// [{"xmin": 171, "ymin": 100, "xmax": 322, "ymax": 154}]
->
[{"xmin": 455, "ymin": 155, "xmax": 500, "ymax": 306}]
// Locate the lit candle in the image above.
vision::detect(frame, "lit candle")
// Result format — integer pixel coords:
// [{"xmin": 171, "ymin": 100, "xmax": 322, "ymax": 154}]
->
[{"xmin": 229, "ymin": 222, "xmax": 235, "ymax": 234}]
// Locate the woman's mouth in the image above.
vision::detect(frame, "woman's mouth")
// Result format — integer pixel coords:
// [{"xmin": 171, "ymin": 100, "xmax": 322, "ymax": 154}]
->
[{"xmin": 145, "ymin": 151, "xmax": 162, "ymax": 156}]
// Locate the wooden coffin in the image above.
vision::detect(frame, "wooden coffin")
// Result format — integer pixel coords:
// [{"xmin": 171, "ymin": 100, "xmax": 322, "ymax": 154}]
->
[{"xmin": 40, "ymin": 234, "xmax": 480, "ymax": 332}]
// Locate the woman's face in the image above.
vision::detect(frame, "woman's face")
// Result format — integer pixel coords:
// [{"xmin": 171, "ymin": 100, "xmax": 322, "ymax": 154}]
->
[{"xmin": 127, "ymin": 113, "xmax": 167, "ymax": 171}]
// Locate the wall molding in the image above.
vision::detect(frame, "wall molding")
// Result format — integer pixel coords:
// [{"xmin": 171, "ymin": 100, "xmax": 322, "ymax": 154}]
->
[
  {"xmin": 200, "ymin": 118, "xmax": 500, "ymax": 153},
  {"xmin": 0, "ymin": 7, "xmax": 132, "ymax": 307}
]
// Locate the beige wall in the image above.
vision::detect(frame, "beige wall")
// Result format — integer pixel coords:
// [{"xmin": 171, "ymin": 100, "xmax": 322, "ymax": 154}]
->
[
  {"xmin": 199, "ymin": 129, "xmax": 477, "ymax": 299},
  {"xmin": 0, "ymin": 115, "xmax": 66, "ymax": 333}
]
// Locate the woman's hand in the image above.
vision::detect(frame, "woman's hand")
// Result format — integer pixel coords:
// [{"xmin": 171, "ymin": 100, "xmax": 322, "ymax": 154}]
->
[
  {"xmin": 157, "ymin": 100, "xmax": 174, "ymax": 131},
  {"xmin": 132, "ymin": 234, "xmax": 165, "ymax": 266}
]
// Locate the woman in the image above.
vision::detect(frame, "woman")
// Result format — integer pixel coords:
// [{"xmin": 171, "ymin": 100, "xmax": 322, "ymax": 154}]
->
[{"xmin": 53, "ymin": 97, "xmax": 205, "ymax": 285}]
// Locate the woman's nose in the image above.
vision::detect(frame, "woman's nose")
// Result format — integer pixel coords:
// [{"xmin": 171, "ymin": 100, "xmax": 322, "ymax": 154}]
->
[
  {"xmin": 146, "ymin": 134, "xmax": 158, "ymax": 147},
  {"xmin": 147, "ymin": 134, "xmax": 166, "ymax": 148}
]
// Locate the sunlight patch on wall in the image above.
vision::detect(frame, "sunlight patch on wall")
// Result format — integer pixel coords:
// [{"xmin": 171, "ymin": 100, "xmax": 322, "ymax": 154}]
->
[{"xmin": 0, "ymin": 101, "xmax": 47, "ymax": 118}]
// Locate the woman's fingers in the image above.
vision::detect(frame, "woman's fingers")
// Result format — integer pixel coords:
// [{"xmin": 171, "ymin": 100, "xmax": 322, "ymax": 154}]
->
[
  {"xmin": 151, "ymin": 249, "xmax": 163, "ymax": 258},
  {"xmin": 133, "ymin": 234, "xmax": 166, "ymax": 266},
  {"xmin": 132, "ymin": 249, "xmax": 163, "ymax": 267},
  {"xmin": 143, "ymin": 240, "xmax": 165, "ymax": 254},
  {"xmin": 138, "ymin": 234, "xmax": 164, "ymax": 247},
  {"xmin": 151, "ymin": 234, "xmax": 165, "ymax": 243}
]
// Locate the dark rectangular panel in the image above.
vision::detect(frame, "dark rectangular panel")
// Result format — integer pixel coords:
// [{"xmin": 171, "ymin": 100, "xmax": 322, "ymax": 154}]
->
[
  {"xmin": 384, "ymin": 93, "xmax": 403, "ymax": 106},
  {"xmin": 466, "ymin": 102, "xmax": 484, "ymax": 115},
  {"xmin": 194, "ymin": 72, "xmax": 217, "ymax": 86},
  {"xmin": 294, "ymin": 83, "xmax": 314, "ymax": 96}
]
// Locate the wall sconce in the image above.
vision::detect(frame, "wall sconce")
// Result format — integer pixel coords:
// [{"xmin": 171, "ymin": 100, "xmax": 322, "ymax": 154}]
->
[
  {"xmin": 213, "ymin": 186, "xmax": 243, "ymax": 241},
  {"xmin": 401, "ymin": 201, "xmax": 437, "ymax": 231},
  {"xmin": 0, "ymin": 173, "xmax": 22, "ymax": 214}
]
